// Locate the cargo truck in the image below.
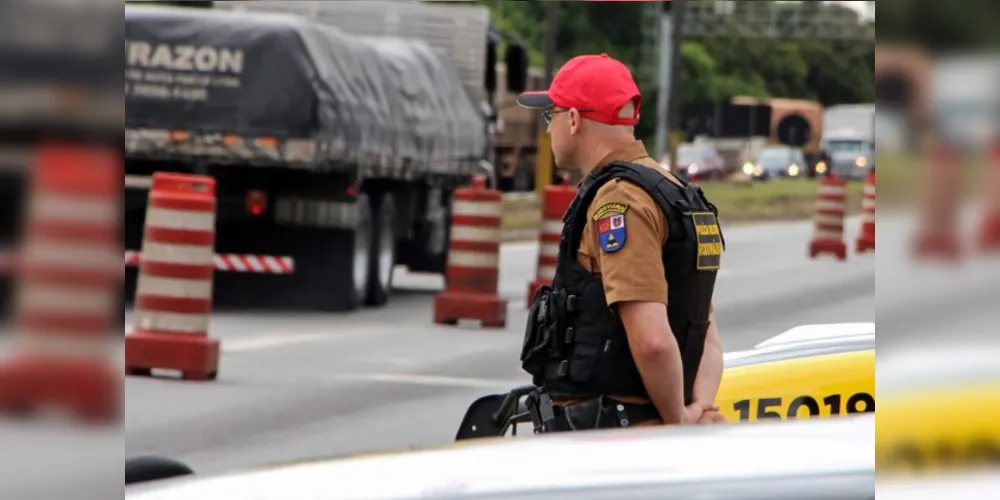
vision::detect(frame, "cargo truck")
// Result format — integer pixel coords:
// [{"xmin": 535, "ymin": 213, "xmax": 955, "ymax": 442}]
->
[{"xmin": 124, "ymin": 1, "xmax": 528, "ymax": 311}]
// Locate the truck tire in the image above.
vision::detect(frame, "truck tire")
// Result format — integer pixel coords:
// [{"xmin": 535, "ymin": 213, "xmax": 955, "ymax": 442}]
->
[
  {"xmin": 342, "ymin": 192, "xmax": 374, "ymax": 311},
  {"xmin": 302, "ymin": 192, "xmax": 376, "ymax": 312},
  {"xmin": 365, "ymin": 192, "xmax": 396, "ymax": 307}
]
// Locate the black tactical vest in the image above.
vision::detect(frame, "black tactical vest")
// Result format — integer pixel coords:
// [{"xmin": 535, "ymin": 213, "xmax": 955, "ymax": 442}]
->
[{"xmin": 521, "ymin": 161, "xmax": 723, "ymax": 404}]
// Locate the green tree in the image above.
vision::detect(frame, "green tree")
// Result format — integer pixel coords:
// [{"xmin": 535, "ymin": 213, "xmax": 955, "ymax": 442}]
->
[{"xmin": 484, "ymin": 0, "xmax": 874, "ymax": 143}]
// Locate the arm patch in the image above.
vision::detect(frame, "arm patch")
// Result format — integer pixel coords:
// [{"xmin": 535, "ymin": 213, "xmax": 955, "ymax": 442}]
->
[{"xmin": 594, "ymin": 203, "xmax": 629, "ymax": 253}]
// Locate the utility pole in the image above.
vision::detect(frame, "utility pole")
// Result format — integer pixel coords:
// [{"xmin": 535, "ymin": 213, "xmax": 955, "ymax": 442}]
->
[
  {"xmin": 535, "ymin": 0, "xmax": 559, "ymax": 195},
  {"xmin": 543, "ymin": 1, "xmax": 559, "ymax": 85},
  {"xmin": 654, "ymin": 0, "xmax": 684, "ymax": 163},
  {"xmin": 667, "ymin": 0, "xmax": 685, "ymax": 165},
  {"xmin": 653, "ymin": 2, "xmax": 673, "ymax": 163}
]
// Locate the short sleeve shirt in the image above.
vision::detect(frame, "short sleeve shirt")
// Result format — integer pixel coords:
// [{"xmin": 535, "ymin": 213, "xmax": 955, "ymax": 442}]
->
[{"xmin": 577, "ymin": 141, "xmax": 685, "ymax": 306}]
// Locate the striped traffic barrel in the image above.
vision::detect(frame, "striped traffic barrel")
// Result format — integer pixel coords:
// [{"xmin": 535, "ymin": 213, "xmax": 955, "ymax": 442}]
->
[
  {"xmin": 527, "ymin": 175, "xmax": 576, "ymax": 306},
  {"xmin": 433, "ymin": 176, "xmax": 507, "ymax": 328},
  {"xmin": 855, "ymin": 170, "xmax": 876, "ymax": 253},
  {"xmin": 809, "ymin": 175, "xmax": 848, "ymax": 261},
  {"xmin": 125, "ymin": 172, "xmax": 221, "ymax": 381},
  {"xmin": 0, "ymin": 144, "xmax": 121, "ymax": 422}
]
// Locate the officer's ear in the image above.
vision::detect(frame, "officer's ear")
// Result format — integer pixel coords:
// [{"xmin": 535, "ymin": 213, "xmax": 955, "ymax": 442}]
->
[{"xmin": 568, "ymin": 108, "xmax": 583, "ymax": 136}]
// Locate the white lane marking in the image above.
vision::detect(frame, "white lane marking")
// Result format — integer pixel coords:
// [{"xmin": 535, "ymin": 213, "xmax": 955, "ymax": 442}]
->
[
  {"xmin": 222, "ymin": 333, "xmax": 335, "ymax": 353},
  {"xmin": 122, "ymin": 327, "xmax": 337, "ymax": 354},
  {"xmin": 328, "ymin": 372, "xmax": 526, "ymax": 389}
]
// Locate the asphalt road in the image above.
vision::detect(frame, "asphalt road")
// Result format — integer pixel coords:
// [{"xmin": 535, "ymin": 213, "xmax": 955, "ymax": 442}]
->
[{"xmin": 119, "ymin": 215, "xmax": 878, "ymax": 477}]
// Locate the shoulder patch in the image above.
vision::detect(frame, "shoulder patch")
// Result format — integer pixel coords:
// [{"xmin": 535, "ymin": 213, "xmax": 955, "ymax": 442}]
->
[{"xmin": 594, "ymin": 203, "xmax": 628, "ymax": 253}]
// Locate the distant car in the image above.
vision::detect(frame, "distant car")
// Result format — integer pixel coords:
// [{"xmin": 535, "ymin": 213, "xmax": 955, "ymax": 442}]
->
[
  {"xmin": 126, "ymin": 416, "xmax": 875, "ymax": 500},
  {"xmin": 675, "ymin": 144, "xmax": 725, "ymax": 181},
  {"xmin": 743, "ymin": 146, "xmax": 808, "ymax": 181}
]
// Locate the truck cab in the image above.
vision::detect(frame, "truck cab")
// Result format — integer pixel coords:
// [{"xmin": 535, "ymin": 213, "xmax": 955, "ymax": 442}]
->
[{"xmin": 822, "ymin": 130, "xmax": 875, "ymax": 180}]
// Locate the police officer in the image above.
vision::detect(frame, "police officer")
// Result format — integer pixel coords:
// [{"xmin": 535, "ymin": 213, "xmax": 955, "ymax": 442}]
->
[{"xmin": 516, "ymin": 54, "xmax": 726, "ymax": 432}]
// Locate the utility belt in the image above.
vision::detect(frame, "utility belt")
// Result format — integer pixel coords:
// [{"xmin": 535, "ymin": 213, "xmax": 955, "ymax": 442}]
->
[{"xmin": 525, "ymin": 390, "xmax": 660, "ymax": 434}]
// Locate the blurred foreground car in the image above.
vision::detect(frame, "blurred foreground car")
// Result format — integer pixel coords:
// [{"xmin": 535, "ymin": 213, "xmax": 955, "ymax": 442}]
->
[
  {"xmin": 126, "ymin": 416, "xmax": 874, "ymax": 499},
  {"xmin": 876, "ymin": 345, "xmax": 1000, "ymax": 476},
  {"xmin": 878, "ymin": 470, "xmax": 1000, "ymax": 498},
  {"xmin": 743, "ymin": 146, "xmax": 808, "ymax": 180},
  {"xmin": 675, "ymin": 143, "xmax": 726, "ymax": 181}
]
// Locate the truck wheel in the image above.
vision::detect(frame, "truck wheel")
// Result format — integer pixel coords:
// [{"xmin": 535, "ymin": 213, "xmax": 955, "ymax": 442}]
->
[
  {"xmin": 365, "ymin": 193, "xmax": 396, "ymax": 306},
  {"xmin": 344, "ymin": 192, "xmax": 375, "ymax": 310}
]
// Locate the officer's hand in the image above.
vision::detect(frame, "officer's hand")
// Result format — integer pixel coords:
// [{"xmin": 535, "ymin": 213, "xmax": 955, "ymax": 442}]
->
[
  {"xmin": 683, "ymin": 401, "xmax": 719, "ymax": 425},
  {"xmin": 698, "ymin": 410, "xmax": 727, "ymax": 424}
]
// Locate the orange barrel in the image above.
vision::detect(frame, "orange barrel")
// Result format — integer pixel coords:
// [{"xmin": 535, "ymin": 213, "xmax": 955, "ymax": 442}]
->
[
  {"xmin": 808, "ymin": 175, "xmax": 848, "ymax": 261},
  {"xmin": 0, "ymin": 144, "xmax": 122, "ymax": 423},
  {"xmin": 527, "ymin": 175, "xmax": 576, "ymax": 306},
  {"xmin": 855, "ymin": 170, "xmax": 876, "ymax": 253},
  {"xmin": 125, "ymin": 173, "xmax": 221, "ymax": 381},
  {"xmin": 912, "ymin": 144, "xmax": 963, "ymax": 260},
  {"xmin": 433, "ymin": 176, "xmax": 507, "ymax": 328},
  {"xmin": 977, "ymin": 143, "xmax": 1000, "ymax": 253}
]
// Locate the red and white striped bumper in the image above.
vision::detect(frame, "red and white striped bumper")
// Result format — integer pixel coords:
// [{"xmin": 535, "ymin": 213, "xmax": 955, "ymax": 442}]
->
[{"xmin": 124, "ymin": 251, "xmax": 294, "ymax": 274}]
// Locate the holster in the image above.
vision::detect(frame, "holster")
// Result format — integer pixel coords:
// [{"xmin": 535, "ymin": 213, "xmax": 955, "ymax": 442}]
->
[
  {"xmin": 520, "ymin": 285, "xmax": 569, "ymax": 382},
  {"xmin": 525, "ymin": 391, "xmax": 660, "ymax": 434}
]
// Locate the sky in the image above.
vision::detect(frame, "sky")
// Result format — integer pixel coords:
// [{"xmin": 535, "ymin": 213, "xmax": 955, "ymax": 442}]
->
[{"xmin": 821, "ymin": 1, "xmax": 874, "ymax": 21}]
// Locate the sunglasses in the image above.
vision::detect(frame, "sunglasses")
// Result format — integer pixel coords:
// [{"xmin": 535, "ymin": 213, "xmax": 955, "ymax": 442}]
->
[{"xmin": 542, "ymin": 107, "xmax": 595, "ymax": 125}]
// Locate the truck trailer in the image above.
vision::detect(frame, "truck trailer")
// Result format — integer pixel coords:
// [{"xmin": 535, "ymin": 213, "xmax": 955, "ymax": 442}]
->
[{"xmin": 124, "ymin": 2, "xmax": 527, "ymax": 311}]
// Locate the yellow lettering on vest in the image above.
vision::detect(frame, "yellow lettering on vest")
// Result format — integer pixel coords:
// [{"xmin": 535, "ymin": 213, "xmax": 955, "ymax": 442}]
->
[
  {"xmin": 695, "ymin": 224, "xmax": 720, "ymax": 237},
  {"xmin": 699, "ymin": 242, "xmax": 723, "ymax": 256}
]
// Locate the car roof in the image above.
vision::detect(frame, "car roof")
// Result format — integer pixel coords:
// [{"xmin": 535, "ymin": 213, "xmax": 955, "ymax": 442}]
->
[
  {"xmin": 722, "ymin": 323, "xmax": 874, "ymax": 368},
  {"xmin": 127, "ymin": 416, "xmax": 874, "ymax": 500},
  {"xmin": 878, "ymin": 344, "xmax": 1000, "ymax": 393},
  {"xmin": 754, "ymin": 322, "xmax": 875, "ymax": 350}
]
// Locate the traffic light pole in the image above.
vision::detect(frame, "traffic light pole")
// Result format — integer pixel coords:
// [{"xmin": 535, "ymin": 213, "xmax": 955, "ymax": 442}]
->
[
  {"xmin": 534, "ymin": 0, "xmax": 559, "ymax": 196},
  {"xmin": 655, "ymin": 0, "xmax": 685, "ymax": 165},
  {"xmin": 653, "ymin": 9, "xmax": 673, "ymax": 163}
]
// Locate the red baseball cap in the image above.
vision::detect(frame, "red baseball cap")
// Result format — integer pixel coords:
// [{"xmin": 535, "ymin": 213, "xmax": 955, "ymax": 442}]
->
[{"xmin": 516, "ymin": 53, "xmax": 642, "ymax": 126}]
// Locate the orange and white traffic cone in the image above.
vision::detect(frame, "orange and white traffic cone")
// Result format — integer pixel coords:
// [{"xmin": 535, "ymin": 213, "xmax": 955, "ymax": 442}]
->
[
  {"xmin": 125, "ymin": 173, "xmax": 221, "ymax": 381},
  {"xmin": 527, "ymin": 175, "xmax": 576, "ymax": 306},
  {"xmin": 0, "ymin": 144, "xmax": 122, "ymax": 423},
  {"xmin": 976, "ymin": 143, "xmax": 1000, "ymax": 253},
  {"xmin": 855, "ymin": 170, "xmax": 876, "ymax": 253},
  {"xmin": 433, "ymin": 176, "xmax": 507, "ymax": 328},
  {"xmin": 809, "ymin": 175, "xmax": 848, "ymax": 261},
  {"xmin": 913, "ymin": 144, "xmax": 962, "ymax": 260}
]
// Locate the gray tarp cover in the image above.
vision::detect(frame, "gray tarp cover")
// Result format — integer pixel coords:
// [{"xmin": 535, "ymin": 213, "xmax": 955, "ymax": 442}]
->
[{"xmin": 125, "ymin": 5, "xmax": 487, "ymax": 172}]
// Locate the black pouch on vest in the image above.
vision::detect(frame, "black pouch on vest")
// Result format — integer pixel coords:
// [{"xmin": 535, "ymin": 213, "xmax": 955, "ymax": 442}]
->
[{"xmin": 521, "ymin": 285, "xmax": 554, "ymax": 377}]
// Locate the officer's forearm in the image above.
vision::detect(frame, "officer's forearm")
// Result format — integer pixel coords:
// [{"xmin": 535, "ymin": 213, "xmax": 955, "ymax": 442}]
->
[
  {"xmin": 692, "ymin": 324, "xmax": 724, "ymax": 404},
  {"xmin": 618, "ymin": 302, "xmax": 686, "ymax": 425}
]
